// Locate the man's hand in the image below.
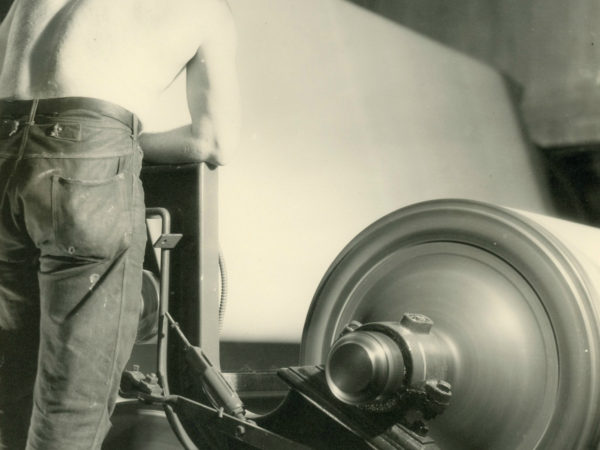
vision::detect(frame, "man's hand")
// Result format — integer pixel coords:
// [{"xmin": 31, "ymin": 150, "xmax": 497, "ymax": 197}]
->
[
  {"xmin": 139, "ymin": 123, "xmax": 227, "ymax": 166},
  {"xmin": 187, "ymin": 115, "xmax": 228, "ymax": 166}
]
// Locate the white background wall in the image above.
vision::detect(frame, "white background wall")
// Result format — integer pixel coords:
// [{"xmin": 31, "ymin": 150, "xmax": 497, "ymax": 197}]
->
[{"xmin": 141, "ymin": 0, "xmax": 552, "ymax": 343}]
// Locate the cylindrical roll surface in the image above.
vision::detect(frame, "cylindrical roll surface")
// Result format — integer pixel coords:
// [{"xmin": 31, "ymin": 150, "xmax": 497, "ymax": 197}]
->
[{"xmin": 301, "ymin": 199, "xmax": 600, "ymax": 450}]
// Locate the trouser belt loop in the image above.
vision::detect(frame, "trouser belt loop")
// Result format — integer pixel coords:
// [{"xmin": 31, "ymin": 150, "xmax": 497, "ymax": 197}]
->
[
  {"xmin": 27, "ymin": 99, "xmax": 39, "ymax": 125},
  {"xmin": 14, "ymin": 99, "xmax": 39, "ymax": 160},
  {"xmin": 132, "ymin": 115, "xmax": 139, "ymax": 137}
]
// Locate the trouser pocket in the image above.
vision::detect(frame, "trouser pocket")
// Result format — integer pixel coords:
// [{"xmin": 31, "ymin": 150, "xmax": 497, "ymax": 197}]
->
[{"xmin": 52, "ymin": 173, "xmax": 133, "ymax": 259}]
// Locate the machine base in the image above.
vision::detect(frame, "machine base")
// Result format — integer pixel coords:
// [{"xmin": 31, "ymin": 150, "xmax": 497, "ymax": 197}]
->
[{"xmin": 278, "ymin": 366, "xmax": 439, "ymax": 450}]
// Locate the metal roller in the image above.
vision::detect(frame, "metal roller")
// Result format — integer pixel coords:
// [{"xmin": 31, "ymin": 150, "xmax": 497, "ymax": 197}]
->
[{"xmin": 300, "ymin": 199, "xmax": 600, "ymax": 450}]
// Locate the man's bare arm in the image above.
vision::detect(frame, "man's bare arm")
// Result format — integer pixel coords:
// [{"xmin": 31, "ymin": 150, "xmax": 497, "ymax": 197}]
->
[{"xmin": 140, "ymin": 2, "xmax": 240, "ymax": 165}]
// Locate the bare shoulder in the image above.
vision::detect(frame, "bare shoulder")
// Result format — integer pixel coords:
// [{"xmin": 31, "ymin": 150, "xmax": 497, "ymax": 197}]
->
[
  {"xmin": 189, "ymin": 0, "xmax": 236, "ymax": 43},
  {"xmin": 193, "ymin": 0, "xmax": 233, "ymax": 20},
  {"xmin": 132, "ymin": 0, "xmax": 234, "ymax": 44}
]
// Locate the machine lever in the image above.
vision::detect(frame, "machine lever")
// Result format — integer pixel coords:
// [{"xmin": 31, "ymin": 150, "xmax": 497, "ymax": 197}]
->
[{"xmin": 164, "ymin": 311, "xmax": 246, "ymax": 421}]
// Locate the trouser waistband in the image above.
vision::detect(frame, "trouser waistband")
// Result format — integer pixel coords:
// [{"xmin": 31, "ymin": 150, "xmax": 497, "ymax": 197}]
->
[{"xmin": 0, "ymin": 97, "xmax": 141, "ymax": 133}]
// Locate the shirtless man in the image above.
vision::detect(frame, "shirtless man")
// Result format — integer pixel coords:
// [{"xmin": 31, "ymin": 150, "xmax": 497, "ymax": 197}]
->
[{"xmin": 0, "ymin": 0, "xmax": 239, "ymax": 448}]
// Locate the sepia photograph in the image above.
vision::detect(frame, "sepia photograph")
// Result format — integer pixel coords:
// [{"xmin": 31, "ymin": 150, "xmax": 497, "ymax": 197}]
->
[{"xmin": 0, "ymin": 0, "xmax": 598, "ymax": 448}]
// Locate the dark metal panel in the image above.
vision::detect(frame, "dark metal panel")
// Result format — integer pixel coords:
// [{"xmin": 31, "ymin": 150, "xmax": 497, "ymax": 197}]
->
[{"xmin": 141, "ymin": 163, "xmax": 221, "ymax": 364}]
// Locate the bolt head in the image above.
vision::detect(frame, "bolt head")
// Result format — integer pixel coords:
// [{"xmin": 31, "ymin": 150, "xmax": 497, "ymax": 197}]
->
[
  {"xmin": 235, "ymin": 425, "xmax": 246, "ymax": 438},
  {"xmin": 400, "ymin": 313, "xmax": 433, "ymax": 334},
  {"xmin": 341, "ymin": 320, "xmax": 363, "ymax": 336},
  {"xmin": 425, "ymin": 379, "xmax": 452, "ymax": 405}
]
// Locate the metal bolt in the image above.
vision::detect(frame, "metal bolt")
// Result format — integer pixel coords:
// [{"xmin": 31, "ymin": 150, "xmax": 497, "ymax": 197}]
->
[
  {"xmin": 340, "ymin": 320, "xmax": 362, "ymax": 336},
  {"xmin": 400, "ymin": 313, "xmax": 433, "ymax": 334},
  {"xmin": 235, "ymin": 425, "xmax": 246, "ymax": 438},
  {"xmin": 437, "ymin": 380, "xmax": 451, "ymax": 393},
  {"xmin": 416, "ymin": 423, "xmax": 429, "ymax": 436},
  {"xmin": 50, "ymin": 123, "xmax": 63, "ymax": 137},
  {"xmin": 7, "ymin": 120, "xmax": 19, "ymax": 136},
  {"xmin": 425, "ymin": 379, "xmax": 452, "ymax": 405}
]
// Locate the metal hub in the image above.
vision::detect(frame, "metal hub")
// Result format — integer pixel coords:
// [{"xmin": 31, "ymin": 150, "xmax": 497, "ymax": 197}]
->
[
  {"xmin": 326, "ymin": 329, "xmax": 405, "ymax": 404},
  {"xmin": 301, "ymin": 200, "xmax": 600, "ymax": 449}
]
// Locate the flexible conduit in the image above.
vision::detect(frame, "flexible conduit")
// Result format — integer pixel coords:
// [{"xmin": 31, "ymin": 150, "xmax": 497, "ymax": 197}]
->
[{"xmin": 218, "ymin": 249, "xmax": 228, "ymax": 333}]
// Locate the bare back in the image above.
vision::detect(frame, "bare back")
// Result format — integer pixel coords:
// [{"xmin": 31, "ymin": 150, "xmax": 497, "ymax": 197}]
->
[{"xmin": 0, "ymin": 0, "xmax": 228, "ymax": 119}]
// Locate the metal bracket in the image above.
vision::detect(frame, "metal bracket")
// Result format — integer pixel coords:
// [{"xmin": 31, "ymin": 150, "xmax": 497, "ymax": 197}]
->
[
  {"xmin": 152, "ymin": 233, "xmax": 183, "ymax": 249},
  {"xmin": 120, "ymin": 366, "xmax": 163, "ymax": 399},
  {"xmin": 279, "ymin": 366, "xmax": 440, "ymax": 450}
]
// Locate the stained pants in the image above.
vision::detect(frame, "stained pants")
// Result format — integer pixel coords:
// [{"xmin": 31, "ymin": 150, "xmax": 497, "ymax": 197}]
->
[{"xmin": 0, "ymin": 98, "xmax": 146, "ymax": 449}]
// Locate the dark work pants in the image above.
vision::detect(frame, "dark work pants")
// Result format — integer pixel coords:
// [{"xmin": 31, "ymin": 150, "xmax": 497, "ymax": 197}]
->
[{"xmin": 0, "ymin": 98, "xmax": 146, "ymax": 449}]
